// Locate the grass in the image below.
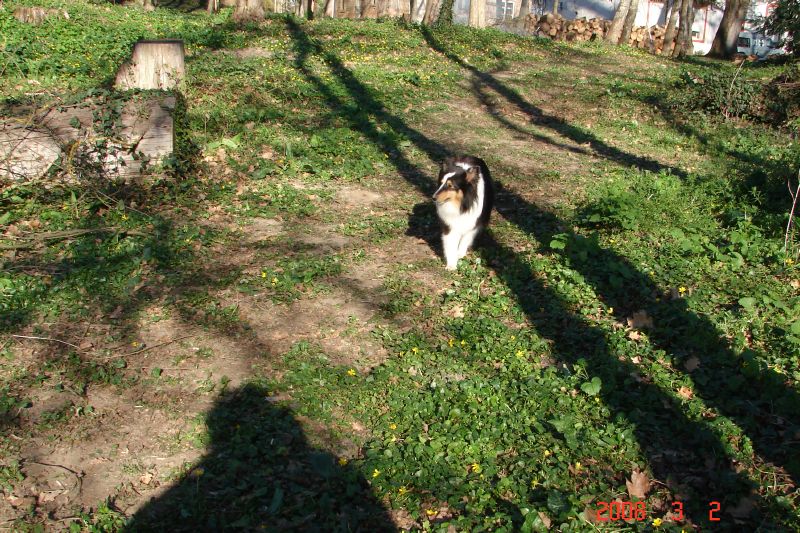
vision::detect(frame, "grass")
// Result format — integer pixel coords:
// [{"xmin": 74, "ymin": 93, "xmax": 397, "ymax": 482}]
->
[{"xmin": 1, "ymin": 1, "xmax": 799, "ymax": 531}]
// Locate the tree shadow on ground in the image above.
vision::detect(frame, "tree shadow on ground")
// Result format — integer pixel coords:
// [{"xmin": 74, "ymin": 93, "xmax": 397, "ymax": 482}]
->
[
  {"xmin": 283, "ymin": 17, "xmax": 798, "ymax": 528},
  {"xmin": 128, "ymin": 382, "xmax": 396, "ymax": 531}
]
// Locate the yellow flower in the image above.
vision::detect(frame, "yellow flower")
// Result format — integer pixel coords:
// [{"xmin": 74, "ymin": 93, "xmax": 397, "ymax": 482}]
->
[
  {"xmin": 678, "ymin": 286, "xmax": 687, "ymax": 295},
  {"xmin": 652, "ymin": 518, "xmax": 663, "ymax": 527},
  {"xmin": 347, "ymin": 369, "xmax": 356, "ymax": 376},
  {"xmin": 460, "ymin": 340, "xmax": 466, "ymax": 346},
  {"xmin": 530, "ymin": 478, "xmax": 540, "ymax": 487},
  {"xmin": 131, "ymin": 341, "xmax": 139, "ymax": 347},
  {"xmin": 121, "ymin": 214, "xmax": 128, "ymax": 221},
  {"xmin": 397, "ymin": 486, "xmax": 408, "ymax": 495},
  {"xmin": 786, "ymin": 258, "xmax": 795, "ymax": 265},
  {"xmin": 543, "ymin": 449, "xmax": 551, "ymax": 457},
  {"xmin": 574, "ymin": 462, "xmax": 582, "ymax": 471},
  {"xmin": 471, "ymin": 463, "xmax": 481, "ymax": 473},
  {"xmin": 261, "ymin": 271, "xmax": 267, "ymax": 278},
  {"xmin": 372, "ymin": 469, "xmax": 381, "ymax": 478},
  {"xmin": 412, "ymin": 347, "xmax": 419, "ymax": 354},
  {"xmin": 510, "ymin": 335, "xmax": 516, "ymax": 341},
  {"xmin": 271, "ymin": 278, "xmax": 278, "ymax": 285},
  {"xmin": 448, "ymin": 338, "xmax": 454, "ymax": 348},
  {"xmin": 389, "ymin": 423, "xmax": 397, "ymax": 430},
  {"xmin": 515, "ymin": 349, "xmax": 525, "ymax": 357},
  {"xmin": 608, "ymin": 307, "xmax": 614, "ymax": 314},
  {"xmin": 426, "ymin": 509, "xmax": 436, "ymax": 516},
  {"xmin": 338, "ymin": 457, "xmax": 348, "ymax": 466}
]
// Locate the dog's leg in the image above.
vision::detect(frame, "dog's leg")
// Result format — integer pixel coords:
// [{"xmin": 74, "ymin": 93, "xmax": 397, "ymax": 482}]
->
[
  {"xmin": 443, "ymin": 231, "xmax": 461, "ymax": 270},
  {"xmin": 457, "ymin": 227, "xmax": 480, "ymax": 259}
]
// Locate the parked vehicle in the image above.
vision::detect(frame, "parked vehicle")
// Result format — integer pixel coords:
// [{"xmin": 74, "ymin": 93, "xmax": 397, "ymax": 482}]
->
[{"xmin": 737, "ymin": 30, "xmax": 785, "ymax": 58}]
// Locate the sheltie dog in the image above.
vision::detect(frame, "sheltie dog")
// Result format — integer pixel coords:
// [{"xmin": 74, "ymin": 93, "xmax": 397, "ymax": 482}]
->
[{"xmin": 432, "ymin": 156, "xmax": 494, "ymax": 270}]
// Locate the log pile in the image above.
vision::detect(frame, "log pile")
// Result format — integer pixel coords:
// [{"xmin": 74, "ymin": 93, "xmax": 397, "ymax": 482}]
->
[{"xmin": 523, "ymin": 12, "xmax": 677, "ymax": 54}]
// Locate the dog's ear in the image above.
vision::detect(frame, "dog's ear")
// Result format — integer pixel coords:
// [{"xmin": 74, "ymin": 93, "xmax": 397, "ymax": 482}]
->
[{"xmin": 465, "ymin": 167, "xmax": 480, "ymax": 183}]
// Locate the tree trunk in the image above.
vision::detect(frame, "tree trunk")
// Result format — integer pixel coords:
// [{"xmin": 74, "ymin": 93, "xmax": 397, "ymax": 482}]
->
[
  {"xmin": 515, "ymin": 0, "xmax": 530, "ymax": 28},
  {"xmin": 707, "ymin": 0, "xmax": 749, "ymax": 58},
  {"xmin": 115, "ymin": 40, "xmax": 185, "ymax": 91},
  {"xmin": 552, "ymin": 0, "xmax": 560, "ymax": 16},
  {"xmin": 683, "ymin": 2, "xmax": 694, "ymax": 55},
  {"xmin": 619, "ymin": 0, "xmax": 640, "ymax": 44},
  {"xmin": 672, "ymin": 0, "xmax": 691, "ymax": 58},
  {"xmin": 468, "ymin": 0, "xmax": 485, "ymax": 28},
  {"xmin": 207, "ymin": 0, "xmax": 218, "ymax": 13},
  {"xmin": 661, "ymin": 0, "xmax": 680, "ymax": 55},
  {"xmin": 323, "ymin": 0, "xmax": 335, "ymax": 16},
  {"xmin": 423, "ymin": 0, "xmax": 442, "ymax": 24},
  {"xmin": 606, "ymin": 0, "xmax": 633, "ymax": 43},
  {"xmin": 436, "ymin": 0, "xmax": 455, "ymax": 25},
  {"xmin": 233, "ymin": 0, "xmax": 265, "ymax": 22}
]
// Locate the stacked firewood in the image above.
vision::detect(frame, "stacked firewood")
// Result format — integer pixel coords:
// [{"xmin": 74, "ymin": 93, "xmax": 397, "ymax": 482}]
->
[
  {"xmin": 523, "ymin": 13, "xmax": 609, "ymax": 42},
  {"xmin": 523, "ymin": 12, "xmax": 676, "ymax": 54}
]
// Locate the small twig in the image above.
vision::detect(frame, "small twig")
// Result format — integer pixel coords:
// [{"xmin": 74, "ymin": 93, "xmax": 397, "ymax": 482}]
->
[
  {"xmin": 94, "ymin": 335, "xmax": 195, "ymax": 361},
  {"xmin": 19, "ymin": 227, "xmax": 149, "ymax": 240},
  {"xmin": 24, "ymin": 460, "xmax": 83, "ymax": 500},
  {"xmin": 0, "ymin": 227, "xmax": 148, "ymax": 250},
  {"xmin": 7, "ymin": 335, "xmax": 82, "ymax": 351},
  {"xmin": 26, "ymin": 460, "xmax": 83, "ymax": 479},
  {"xmin": 785, "ymin": 170, "xmax": 800, "ymax": 256},
  {"xmin": 725, "ymin": 59, "xmax": 747, "ymax": 120}
]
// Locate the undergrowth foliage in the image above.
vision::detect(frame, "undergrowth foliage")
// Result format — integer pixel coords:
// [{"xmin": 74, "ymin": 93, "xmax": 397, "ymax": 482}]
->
[{"xmin": 1, "ymin": 3, "xmax": 799, "ymax": 532}]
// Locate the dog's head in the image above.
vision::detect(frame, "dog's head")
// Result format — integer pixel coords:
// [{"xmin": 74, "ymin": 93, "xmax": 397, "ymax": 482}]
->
[{"xmin": 433, "ymin": 161, "xmax": 479, "ymax": 208}]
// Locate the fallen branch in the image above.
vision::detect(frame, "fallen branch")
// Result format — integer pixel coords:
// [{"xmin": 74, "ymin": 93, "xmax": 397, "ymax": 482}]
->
[
  {"xmin": 94, "ymin": 334, "xmax": 195, "ymax": 361},
  {"xmin": 785, "ymin": 170, "xmax": 799, "ymax": 256},
  {"xmin": 0, "ymin": 227, "xmax": 148, "ymax": 250},
  {"xmin": 7, "ymin": 334, "xmax": 83, "ymax": 351}
]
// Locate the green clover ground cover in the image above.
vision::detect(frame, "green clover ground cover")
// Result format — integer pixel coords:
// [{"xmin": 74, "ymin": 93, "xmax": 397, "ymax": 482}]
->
[{"xmin": 2, "ymin": 3, "xmax": 799, "ymax": 531}]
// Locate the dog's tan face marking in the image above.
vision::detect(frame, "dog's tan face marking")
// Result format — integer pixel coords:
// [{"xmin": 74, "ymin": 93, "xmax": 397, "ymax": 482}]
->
[
  {"xmin": 434, "ymin": 179, "xmax": 463, "ymax": 207},
  {"xmin": 435, "ymin": 188, "xmax": 463, "ymax": 207}
]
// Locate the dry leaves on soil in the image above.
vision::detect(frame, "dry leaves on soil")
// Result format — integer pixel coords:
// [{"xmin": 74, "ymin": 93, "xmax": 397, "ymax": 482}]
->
[{"xmin": 626, "ymin": 468, "xmax": 650, "ymax": 499}]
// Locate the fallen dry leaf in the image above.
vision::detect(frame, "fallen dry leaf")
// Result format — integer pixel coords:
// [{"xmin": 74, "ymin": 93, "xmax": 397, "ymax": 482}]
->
[
  {"xmin": 678, "ymin": 386, "xmax": 694, "ymax": 400},
  {"xmin": 684, "ymin": 356, "xmax": 700, "ymax": 372},
  {"xmin": 627, "ymin": 310, "xmax": 654, "ymax": 330},
  {"xmin": 628, "ymin": 330, "xmax": 643, "ymax": 341},
  {"xmin": 630, "ymin": 356, "xmax": 642, "ymax": 364},
  {"xmin": 626, "ymin": 469, "xmax": 650, "ymax": 499},
  {"xmin": 448, "ymin": 305, "xmax": 465, "ymax": 318},
  {"xmin": 351, "ymin": 421, "xmax": 365, "ymax": 432},
  {"xmin": 538, "ymin": 511, "xmax": 552, "ymax": 528},
  {"xmin": 37, "ymin": 490, "xmax": 63, "ymax": 504},
  {"xmin": 139, "ymin": 472, "xmax": 153, "ymax": 485},
  {"xmin": 389, "ymin": 508, "xmax": 418, "ymax": 530},
  {"xmin": 7, "ymin": 495, "xmax": 26, "ymax": 507}
]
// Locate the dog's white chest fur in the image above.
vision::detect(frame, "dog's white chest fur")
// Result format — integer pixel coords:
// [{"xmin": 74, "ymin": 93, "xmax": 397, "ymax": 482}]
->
[{"xmin": 435, "ymin": 177, "xmax": 485, "ymax": 233}]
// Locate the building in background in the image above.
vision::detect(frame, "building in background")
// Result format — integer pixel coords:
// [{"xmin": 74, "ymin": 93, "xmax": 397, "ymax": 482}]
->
[{"xmin": 452, "ymin": 0, "xmax": 783, "ymax": 56}]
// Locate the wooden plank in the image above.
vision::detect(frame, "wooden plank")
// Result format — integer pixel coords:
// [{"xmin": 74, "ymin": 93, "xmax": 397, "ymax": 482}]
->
[{"xmin": 0, "ymin": 94, "xmax": 175, "ymax": 181}]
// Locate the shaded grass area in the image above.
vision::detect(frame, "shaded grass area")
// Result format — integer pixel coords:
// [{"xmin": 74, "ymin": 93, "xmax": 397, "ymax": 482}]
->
[{"xmin": 1, "ymin": 5, "xmax": 799, "ymax": 531}]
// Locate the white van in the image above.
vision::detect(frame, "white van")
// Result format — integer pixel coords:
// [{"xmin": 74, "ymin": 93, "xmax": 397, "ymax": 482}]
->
[{"xmin": 737, "ymin": 30, "xmax": 785, "ymax": 58}]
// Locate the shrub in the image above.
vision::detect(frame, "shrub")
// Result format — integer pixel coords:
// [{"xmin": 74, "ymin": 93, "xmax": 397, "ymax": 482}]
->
[{"xmin": 671, "ymin": 69, "xmax": 762, "ymax": 119}]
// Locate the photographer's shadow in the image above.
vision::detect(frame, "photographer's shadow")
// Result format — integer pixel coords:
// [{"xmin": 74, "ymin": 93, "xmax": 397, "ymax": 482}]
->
[{"xmin": 129, "ymin": 383, "xmax": 395, "ymax": 532}]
